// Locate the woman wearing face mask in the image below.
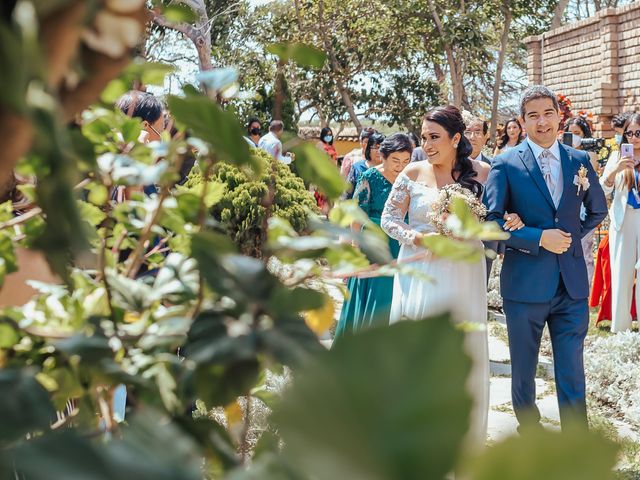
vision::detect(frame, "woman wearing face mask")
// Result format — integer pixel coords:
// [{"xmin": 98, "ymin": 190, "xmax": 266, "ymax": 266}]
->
[
  {"xmin": 335, "ymin": 133, "xmax": 412, "ymax": 339},
  {"xmin": 493, "ymin": 118, "xmax": 523, "ymax": 156},
  {"xmin": 600, "ymin": 113, "xmax": 640, "ymax": 332},
  {"xmin": 564, "ymin": 117, "xmax": 600, "ymax": 286},
  {"xmin": 345, "ymin": 133, "xmax": 385, "ymax": 199},
  {"xmin": 245, "ymin": 118, "xmax": 262, "ymax": 147},
  {"xmin": 565, "ymin": 117, "xmax": 600, "ymax": 173},
  {"xmin": 317, "ymin": 127, "xmax": 338, "ymax": 164}
]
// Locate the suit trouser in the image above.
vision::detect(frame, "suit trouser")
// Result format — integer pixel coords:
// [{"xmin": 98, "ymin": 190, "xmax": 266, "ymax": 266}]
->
[
  {"xmin": 503, "ymin": 279, "xmax": 589, "ymax": 429},
  {"xmin": 610, "ymin": 207, "xmax": 640, "ymax": 333}
]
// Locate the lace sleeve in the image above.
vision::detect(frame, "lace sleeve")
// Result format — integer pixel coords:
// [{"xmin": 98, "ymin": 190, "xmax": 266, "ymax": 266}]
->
[
  {"xmin": 381, "ymin": 173, "xmax": 417, "ymax": 245},
  {"xmin": 354, "ymin": 177, "xmax": 371, "ymax": 216}
]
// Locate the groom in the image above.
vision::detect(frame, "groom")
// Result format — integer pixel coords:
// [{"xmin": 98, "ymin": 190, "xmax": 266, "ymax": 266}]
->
[{"xmin": 484, "ymin": 85, "xmax": 607, "ymax": 430}]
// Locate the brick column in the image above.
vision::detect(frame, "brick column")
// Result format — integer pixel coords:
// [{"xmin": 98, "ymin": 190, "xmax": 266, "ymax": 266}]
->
[
  {"xmin": 592, "ymin": 8, "xmax": 620, "ymax": 136},
  {"xmin": 525, "ymin": 35, "xmax": 542, "ymax": 86}
]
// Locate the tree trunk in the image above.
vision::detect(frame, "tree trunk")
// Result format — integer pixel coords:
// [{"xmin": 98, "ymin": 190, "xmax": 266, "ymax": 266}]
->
[
  {"xmin": 316, "ymin": 0, "xmax": 363, "ymax": 133},
  {"xmin": 273, "ymin": 60, "xmax": 285, "ymax": 121},
  {"xmin": 551, "ymin": 0, "xmax": 570, "ymax": 28},
  {"xmin": 427, "ymin": 0, "xmax": 464, "ymax": 107},
  {"xmin": 489, "ymin": 3, "xmax": 512, "ymax": 144},
  {"xmin": 151, "ymin": 0, "xmax": 212, "ymax": 72}
]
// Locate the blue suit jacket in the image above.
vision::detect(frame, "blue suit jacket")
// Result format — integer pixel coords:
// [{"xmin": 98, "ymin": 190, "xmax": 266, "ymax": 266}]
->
[{"xmin": 483, "ymin": 142, "xmax": 607, "ymax": 303}]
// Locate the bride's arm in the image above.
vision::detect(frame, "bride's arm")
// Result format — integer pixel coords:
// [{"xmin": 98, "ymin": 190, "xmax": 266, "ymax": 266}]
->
[{"xmin": 381, "ymin": 173, "xmax": 420, "ymax": 245}]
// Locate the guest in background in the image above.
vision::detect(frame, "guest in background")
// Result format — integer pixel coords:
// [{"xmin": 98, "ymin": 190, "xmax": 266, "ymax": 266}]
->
[
  {"xmin": 464, "ymin": 113, "xmax": 492, "ymax": 165},
  {"xmin": 345, "ymin": 133, "xmax": 385, "ymax": 199},
  {"xmin": 409, "ymin": 131, "xmax": 426, "ymax": 162},
  {"xmin": 317, "ymin": 126, "xmax": 338, "ymax": 164},
  {"xmin": 258, "ymin": 120, "xmax": 293, "ymax": 164},
  {"xmin": 341, "ymin": 127, "xmax": 376, "ymax": 178},
  {"xmin": 600, "ymin": 113, "xmax": 640, "ymax": 332},
  {"xmin": 565, "ymin": 117, "xmax": 599, "ymax": 171},
  {"xmin": 116, "ymin": 91, "xmax": 165, "ymax": 144},
  {"xmin": 244, "ymin": 118, "xmax": 262, "ymax": 147},
  {"xmin": 334, "ymin": 133, "xmax": 412, "ymax": 339},
  {"xmin": 493, "ymin": 118, "xmax": 523, "ymax": 156},
  {"xmin": 611, "ymin": 112, "xmax": 631, "ymax": 145},
  {"xmin": 565, "ymin": 116, "xmax": 600, "ymax": 285}
]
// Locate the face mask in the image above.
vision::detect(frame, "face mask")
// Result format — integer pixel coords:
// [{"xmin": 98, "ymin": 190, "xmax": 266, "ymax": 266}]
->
[
  {"xmin": 250, "ymin": 127, "xmax": 261, "ymax": 136},
  {"xmin": 615, "ymin": 134, "xmax": 623, "ymax": 145},
  {"xmin": 572, "ymin": 134, "xmax": 582, "ymax": 148},
  {"xmin": 323, "ymin": 135, "xmax": 333, "ymax": 143}
]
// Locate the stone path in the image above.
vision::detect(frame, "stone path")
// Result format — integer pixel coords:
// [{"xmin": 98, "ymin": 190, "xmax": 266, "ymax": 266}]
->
[{"xmin": 487, "ymin": 313, "xmax": 561, "ymax": 440}]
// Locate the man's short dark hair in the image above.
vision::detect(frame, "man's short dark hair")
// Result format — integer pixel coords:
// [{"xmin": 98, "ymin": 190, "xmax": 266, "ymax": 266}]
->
[
  {"xmin": 359, "ymin": 127, "xmax": 376, "ymax": 141},
  {"xmin": 519, "ymin": 85, "xmax": 559, "ymax": 118},
  {"xmin": 269, "ymin": 120, "xmax": 284, "ymax": 132},
  {"xmin": 612, "ymin": 112, "xmax": 632, "ymax": 129},
  {"xmin": 116, "ymin": 91, "xmax": 163, "ymax": 123}
]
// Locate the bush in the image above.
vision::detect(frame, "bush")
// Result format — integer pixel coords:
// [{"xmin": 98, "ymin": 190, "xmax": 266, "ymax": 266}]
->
[
  {"xmin": 585, "ymin": 331, "xmax": 640, "ymax": 425},
  {"xmin": 185, "ymin": 148, "xmax": 318, "ymax": 257}
]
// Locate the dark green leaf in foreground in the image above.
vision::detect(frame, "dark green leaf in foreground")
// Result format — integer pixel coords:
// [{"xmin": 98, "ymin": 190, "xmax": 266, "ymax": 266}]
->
[
  {"xmin": 266, "ymin": 42, "xmax": 327, "ymax": 69},
  {"xmin": 272, "ymin": 314, "xmax": 472, "ymax": 480},
  {"xmin": 0, "ymin": 369, "xmax": 55, "ymax": 444},
  {"xmin": 168, "ymin": 94, "xmax": 259, "ymax": 171},
  {"xmin": 466, "ymin": 426, "xmax": 619, "ymax": 480},
  {"xmin": 290, "ymin": 143, "xmax": 347, "ymax": 201}
]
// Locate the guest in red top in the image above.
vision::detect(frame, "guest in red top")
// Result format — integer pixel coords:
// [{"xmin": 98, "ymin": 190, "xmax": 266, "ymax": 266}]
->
[
  {"xmin": 317, "ymin": 127, "xmax": 337, "ymax": 164},
  {"xmin": 589, "ymin": 233, "xmax": 637, "ymax": 325}
]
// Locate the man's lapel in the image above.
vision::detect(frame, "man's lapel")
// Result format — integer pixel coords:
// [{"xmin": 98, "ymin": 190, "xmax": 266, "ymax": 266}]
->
[
  {"xmin": 557, "ymin": 143, "xmax": 576, "ymax": 211},
  {"xmin": 519, "ymin": 143, "xmax": 556, "ymax": 211}
]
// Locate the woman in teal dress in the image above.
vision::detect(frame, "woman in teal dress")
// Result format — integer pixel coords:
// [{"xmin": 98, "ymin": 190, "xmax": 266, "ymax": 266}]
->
[{"xmin": 335, "ymin": 133, "xmax": 413, "ymax": 338}]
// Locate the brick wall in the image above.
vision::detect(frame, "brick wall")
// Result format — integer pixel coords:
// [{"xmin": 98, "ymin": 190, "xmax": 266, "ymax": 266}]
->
[{"xmin": 525, "ymin": 3, "xmax": 640, "ymax": 136}]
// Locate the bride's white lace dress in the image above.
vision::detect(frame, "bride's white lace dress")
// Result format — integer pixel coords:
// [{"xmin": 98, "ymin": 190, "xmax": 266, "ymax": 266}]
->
[{"xmin": 380, "ymin": 172, "xmax": 489, "ymax": 446}]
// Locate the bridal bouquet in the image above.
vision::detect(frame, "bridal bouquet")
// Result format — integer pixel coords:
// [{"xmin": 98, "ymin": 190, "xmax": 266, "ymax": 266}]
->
[{"xmin": 427, "ymin": 183, "xmax": 487, "ymax": 237}]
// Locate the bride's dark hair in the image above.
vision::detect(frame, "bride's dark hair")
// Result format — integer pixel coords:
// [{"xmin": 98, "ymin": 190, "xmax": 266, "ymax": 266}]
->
[{"xmin": 423, "ymin": 106, "xmax": 483, "ymax": 198}]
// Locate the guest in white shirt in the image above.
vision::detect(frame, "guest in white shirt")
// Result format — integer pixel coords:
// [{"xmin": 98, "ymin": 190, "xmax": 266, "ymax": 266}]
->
[
  {"xmin": 463, "ymin": 112, "xmax": 492, "ymax": 166},
  {"xmin": 258, "ymin": 120, "xmax": 293, "ymax": 164},
  {"xmin": 600, "ymin": 113, "xmax": 640, "ymax": 332}
]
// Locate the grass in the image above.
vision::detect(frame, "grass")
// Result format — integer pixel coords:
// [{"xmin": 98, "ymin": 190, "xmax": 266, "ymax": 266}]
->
[{"xmin": 590, "ymin": 413, "xmax": 640, "ymax": 475}]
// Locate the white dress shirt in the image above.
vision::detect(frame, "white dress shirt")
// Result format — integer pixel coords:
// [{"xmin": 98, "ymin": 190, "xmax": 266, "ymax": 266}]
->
[
  {"xmin": 258, "ymin": 132, "xmax": 290, "ymax": 164},
  {"xmin": 527, "ymin": 137, "xmax": 563, "ymax": 206}
]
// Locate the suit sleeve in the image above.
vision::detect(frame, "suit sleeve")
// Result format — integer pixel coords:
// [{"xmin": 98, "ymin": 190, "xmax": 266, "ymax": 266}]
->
[
  {"xmin": 579, "ymin": 151, "xmax": 608, "ymax": 238},
  {"xmin": 483, "ymin": 154, "xmax": 543, "ymax": 256}
]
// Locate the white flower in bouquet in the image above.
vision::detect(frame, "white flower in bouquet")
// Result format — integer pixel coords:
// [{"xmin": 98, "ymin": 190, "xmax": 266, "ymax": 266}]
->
[{"xmin": 427, "ymin": 183, "xmax": 487, "ymax": 237}]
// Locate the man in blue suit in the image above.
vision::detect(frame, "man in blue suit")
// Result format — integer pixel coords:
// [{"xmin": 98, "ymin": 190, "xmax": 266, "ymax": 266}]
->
[{"xmin": 484, "ymin": 85, "xmax": 608, "ymax": 430}]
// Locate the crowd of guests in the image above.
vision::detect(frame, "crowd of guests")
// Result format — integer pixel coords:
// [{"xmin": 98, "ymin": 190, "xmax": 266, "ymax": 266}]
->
[
  {"xmin": 104, "ymin": 90, "xmax": 639, "ymax": 337},
  {"xmin": 317, "ymin": 109, "xmax": 639, "ymax": 338}
]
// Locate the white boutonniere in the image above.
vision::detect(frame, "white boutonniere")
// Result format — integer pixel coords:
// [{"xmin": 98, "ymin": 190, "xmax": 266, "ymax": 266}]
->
[{"xmin": 574, "ymin": 165, "xmax": 590, "ymax": 195}]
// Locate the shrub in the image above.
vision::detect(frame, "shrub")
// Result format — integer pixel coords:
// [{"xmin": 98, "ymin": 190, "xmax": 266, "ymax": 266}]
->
[
  {"xmin": 585, "ymin": 330, "xmax": 640, "ymax": 425},
  {"xmin": 185, "ymin": 148, "xmax": 318, "ymax": 257}
]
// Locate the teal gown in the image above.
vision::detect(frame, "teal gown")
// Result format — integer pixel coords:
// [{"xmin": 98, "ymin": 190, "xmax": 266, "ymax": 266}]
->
[{"xmin": 334, "ymin": 167, "xmax": 401, "ymax": 339}]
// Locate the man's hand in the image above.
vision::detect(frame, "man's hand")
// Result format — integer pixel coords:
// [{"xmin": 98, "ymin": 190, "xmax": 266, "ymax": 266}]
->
[{"xmin": 540, "ymin": 229, "xmax": 572, "ymax": 254}]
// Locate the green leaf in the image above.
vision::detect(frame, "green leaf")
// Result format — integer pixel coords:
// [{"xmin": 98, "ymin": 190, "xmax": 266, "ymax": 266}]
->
[
  {"xmin": 88, "ymin": 184, "xmax": 109, "ymax": 206},
  {"xmin": 0, "ymin": 369, "xmax": 56, "ymax": 443},
  {"xmin": 266, "ymin": 42, "xmax": 327, "ymax": 69},
  {"xmin": 467, "ymin": 427, "xmax": 618, "ymax": 480},
  {"xmin": 167, "ymin": 94, "xmax": 259, "ymax": 171},
  {"xmin": 272, "ymin": 314, "xmax": 471, "ymax": 480},
  {"xmin": 0, "ymin": 322, "xmax": 19, "ymax": 348},
  {"xmin": 54, "ymin": 334, "xmax": 113, "ymax": 363},
  {"xmin": 163, "ymin": 4, "xmax": 198, "ymax": 23},
  {"xmin": 76, "ymin": 200, "xmax": 106, "ymax": 227},
  {"xmin": 421, "ymin": 235, "xmax": 485, "ymax": 263},
  {"xmin": 290, "ymin": 143, "xmax": 347, "ymax": 200}
]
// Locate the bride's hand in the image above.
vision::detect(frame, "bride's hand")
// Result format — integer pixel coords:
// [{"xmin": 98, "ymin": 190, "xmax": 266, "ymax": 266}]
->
[
  {"xmin": 413, "ymin": 231, "xmax": 438, "ymax": 246},
  {"xmin": 503, "ymin": 212, "xmax": 525, "ymax": 231}
]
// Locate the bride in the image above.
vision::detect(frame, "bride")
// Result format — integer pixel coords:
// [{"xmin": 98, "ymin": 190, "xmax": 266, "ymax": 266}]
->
[{"xmin": 381, "ymin": 105, "xmax": 522, "ymax": 447}]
